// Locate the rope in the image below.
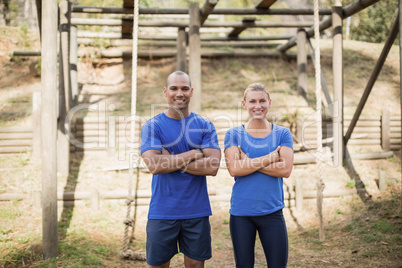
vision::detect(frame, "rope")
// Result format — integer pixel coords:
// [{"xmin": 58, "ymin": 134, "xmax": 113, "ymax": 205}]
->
[
  {"xmin": 121, "ymin": 0, "xmax": 140, "ymax": 258},
  {"xmin": 313, "ymin": 0, "xmax": 325, "ymax": 242}
]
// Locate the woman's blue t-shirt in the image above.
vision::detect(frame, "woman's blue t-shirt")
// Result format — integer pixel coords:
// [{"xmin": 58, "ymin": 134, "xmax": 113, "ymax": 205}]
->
[
  {"xmin": 140, "ymin": 112, "xmax": 220, "ymax": 220},
  {"xmin": 224, "ymin": 124, "xmax": 293, "ymax": 216}
]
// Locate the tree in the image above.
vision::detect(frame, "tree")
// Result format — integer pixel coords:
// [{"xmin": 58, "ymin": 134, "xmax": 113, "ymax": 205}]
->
[{"xmin": 346, "ymin": 0, "xmax": 397, "ymax": 43}]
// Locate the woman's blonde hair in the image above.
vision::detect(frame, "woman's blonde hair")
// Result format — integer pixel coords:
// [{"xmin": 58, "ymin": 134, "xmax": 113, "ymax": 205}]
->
[{"xmin": 243, "ymin": 83, "xmax": 270, "ymax": 101}]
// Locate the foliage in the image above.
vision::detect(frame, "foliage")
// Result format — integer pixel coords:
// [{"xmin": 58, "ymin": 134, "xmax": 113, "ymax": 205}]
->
[
  {"xmin": 17, "ymin": 22, "xmax": 31, "ymax": 50},
  {"xmin": 1, "ymin": 0, "xmax": 19, "ymax": 26},
  {"xmin": 344, "ymin": 0, "xmax": 398, "ymax": 43},
  {"xmin": 346, "ymin": 178, "xmax": 355, "ymax": 189}
]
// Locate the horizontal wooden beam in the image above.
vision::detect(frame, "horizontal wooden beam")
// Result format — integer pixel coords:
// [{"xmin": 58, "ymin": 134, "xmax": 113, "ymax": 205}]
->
[
  {"xmin": 71, "ymin": 5, "xmax": 332, "ymax": 15},
  {"xmin": 76, "ymin": 49, "xmax": 298, "ymax": 59},
  {"xmin": 71, "ymin": 18, "xmax": 313, "ymax": 28},
  {"xmin": 75, "ymin": 32, "xmax": 293, "ymax": 40},
  {"xmin": 77, "ymin": 39, "xmax": 282, "ymax": 48}
]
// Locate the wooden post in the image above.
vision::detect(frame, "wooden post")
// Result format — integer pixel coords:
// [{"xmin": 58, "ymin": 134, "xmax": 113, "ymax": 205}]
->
[
  {"xmin": 91, "ymin": 188, "xmax": 100, "ymax": 211},
  {"xmin": 60, "ymin": 0, "xmax": 72, "ymax": 112},
  {"xmin": 41, "ymin": 0, "xmax": 58, "ymax": 259},
  {"xmin": 381, "ymin": 108, "xmax": 391, "ymax": 150},
  {"xmin": 177, "ymin": 27, "xmax": 187, "ymax": 72},
  {"xmin": 332, "ymin": 6, "xmax": 344, "ymax": 167},
  {"xmin": 295, "ymin": 178, "xmax": 304, "ymax": 211},
  {"xmin": 32, "ymin": 91, "xmax": 41, "ymax": 163},
  {"xmin": 70, "ymin": 25, "xmax": 78, "ymax": 106},
  {"xmin": 400, "ymin": 0, "xmax": 402, "ymax": 154},
  {"xmin": 57, "ymin": 0, "xmax": 71, "ymax": 175},
  {"xmin": 297, "ymin": 29, "xmax": 307, "ymax": 99},
  {"xmin": 189, "ymin": 3, "xmax": 202, "ymax": 114},
  {"xmin": 35, "ymin": 0, "xmax": 42, "ymax": 38},
  {"xmin": 344, "ymin": 13, "xmax": 399, "ymax": 144}
]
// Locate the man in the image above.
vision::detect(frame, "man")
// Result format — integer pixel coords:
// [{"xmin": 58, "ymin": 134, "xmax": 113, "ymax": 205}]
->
[{"xmin": 140, "ymin": 71, "xmax": 221, "ymax": 268}]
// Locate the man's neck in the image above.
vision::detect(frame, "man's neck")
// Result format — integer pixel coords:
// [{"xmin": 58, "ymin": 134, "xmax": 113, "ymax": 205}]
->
[{"xmin": 165, "ymin": 108, "xmax": 190, "ymax": 120}]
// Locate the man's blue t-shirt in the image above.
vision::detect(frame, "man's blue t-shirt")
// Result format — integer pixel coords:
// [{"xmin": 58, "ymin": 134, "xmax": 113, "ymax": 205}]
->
[
  {"xmin": 224, "ymin": 124, "xmax": 293, "ymax": 216},
  {"xmin": 140, "ymin": 112, "xmax": 220, "ymax": 220}
]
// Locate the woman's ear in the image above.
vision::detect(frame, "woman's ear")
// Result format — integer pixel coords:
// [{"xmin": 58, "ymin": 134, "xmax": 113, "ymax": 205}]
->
[{"xmin": 242, "ymin": 99, "xmax": 246, "ymax": 110}]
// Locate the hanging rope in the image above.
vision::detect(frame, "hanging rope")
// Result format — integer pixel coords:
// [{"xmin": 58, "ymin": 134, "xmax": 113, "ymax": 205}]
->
[
  {"xmin": 120, "ymin": 0, "xmax": 145, "ymax": 260},
  {"xmin": 313, "ymin": 0, "xmax": 325, "ymax": 242}
]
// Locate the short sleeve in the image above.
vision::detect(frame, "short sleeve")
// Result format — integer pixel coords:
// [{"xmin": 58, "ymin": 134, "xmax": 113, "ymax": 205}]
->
[
  {"xmin": 224, "ymin": 128, "xmax": 239, "ymax": 150},
  {"xmin": 140, "ymin": 119, "xmax": 162, "ymax": 155},
  {"xmin": 280, "ymin": 128, "xmax": 294, "ymax": 149},
  {"xmin": 200, "ymin": 121, "xmax": 220, "ymax": 150}
]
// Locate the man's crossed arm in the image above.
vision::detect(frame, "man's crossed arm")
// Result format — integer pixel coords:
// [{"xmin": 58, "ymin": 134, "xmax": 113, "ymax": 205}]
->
[{"xmin": 141, "ymin": 148, "xmax": 221, "ymax": 176}]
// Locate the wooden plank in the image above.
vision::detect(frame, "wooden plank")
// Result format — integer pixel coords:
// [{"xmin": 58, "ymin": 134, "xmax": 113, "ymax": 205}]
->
[
  {"xmin": 75, "ymin": 31, "xmax": 293, "ymax": 41},
  {"xmin": 71, "ymin": 6, "xmax": 332, "ymax": 15},
  {"xmin": 301, "ymin": 133, "xmax": 381, "ymax": 140},
  {"xmin": 228, "ymin": 17, "xmax": 256, "ymax": 38},
  {"xmin": 0, "ymin": 140, "xmax": 33, "ymax": 146},
  {"xmin": 200, "ymin": 0, "xmax": 219, "ymax": 25},
  {"xmin": 123, "ymin": 0, "xmax": 134, "ymax": 8},
  {"xmin": 0, "ymin": 133, "xmax": 33, "ymax": 139},
  {"xmin": 0, "ymin": 127, "xmax": 32, "ymax": 133},
  {"xmin": 256, "ymin": 0, "xmax": 277, "ymax": 9},
  {"xmin": 0, "ymin": 147, "xmax": 31, "ymax": 153},
  {"xmin": 0, "ymin": 193, "xmax": 29, "ymax": 200},
  {"xmin": 71, "ymin": 17, "xmax": 313, "ymax": 28}
]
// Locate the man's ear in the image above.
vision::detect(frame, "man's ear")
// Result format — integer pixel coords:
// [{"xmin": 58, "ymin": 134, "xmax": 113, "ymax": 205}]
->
[
  {"xmin": 189, "ymin": 87, "xmax": 194, "ymax": 97},
  {"xmin": 163, "ymin": 87, "xmax": 167, "ymax": 97}
]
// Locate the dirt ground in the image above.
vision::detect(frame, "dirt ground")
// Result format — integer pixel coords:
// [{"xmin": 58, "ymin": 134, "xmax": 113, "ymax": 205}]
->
[{"xmin": 1, "ymin": 26, "xmax": 401, "ymax": 267}]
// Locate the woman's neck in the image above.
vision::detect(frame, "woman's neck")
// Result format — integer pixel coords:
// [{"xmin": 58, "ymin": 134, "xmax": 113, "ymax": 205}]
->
[{"xmin": 245, "ymin": 119, "xmax": 272, "ymax": 138}]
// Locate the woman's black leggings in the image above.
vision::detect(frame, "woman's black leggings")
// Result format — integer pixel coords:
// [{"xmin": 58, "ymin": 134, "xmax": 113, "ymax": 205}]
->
[{"xmin": 230, "ymin": 209, "xmax": 288, "ymax": 268}]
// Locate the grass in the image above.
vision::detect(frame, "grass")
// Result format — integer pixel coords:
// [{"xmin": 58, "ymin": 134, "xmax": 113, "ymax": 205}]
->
[{"xmin": 343, "ymin": 190, "xmax": 402, "ymax": 257}]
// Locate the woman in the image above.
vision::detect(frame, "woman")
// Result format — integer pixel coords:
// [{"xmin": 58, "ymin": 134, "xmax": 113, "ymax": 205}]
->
[{"xmin": 224, "ymin": 83, "xmax": 294, "ymax": 268}]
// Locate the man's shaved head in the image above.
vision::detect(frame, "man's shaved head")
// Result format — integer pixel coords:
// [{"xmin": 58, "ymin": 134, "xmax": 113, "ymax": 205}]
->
[{"xmin": 166, "ymin": 71, "xmax": 191, "ymax": 88}]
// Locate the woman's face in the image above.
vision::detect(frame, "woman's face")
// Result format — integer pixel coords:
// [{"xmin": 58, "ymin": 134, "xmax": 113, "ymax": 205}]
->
[{"xmin": 242, "ymin": 90, "xmax": 271, "ymax": 120}]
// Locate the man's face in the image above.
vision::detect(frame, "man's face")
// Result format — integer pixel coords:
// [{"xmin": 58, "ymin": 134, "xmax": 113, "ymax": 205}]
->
[{"xmin": 163, "ymin": 74, "xmax": 193, "ymax": 110}]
